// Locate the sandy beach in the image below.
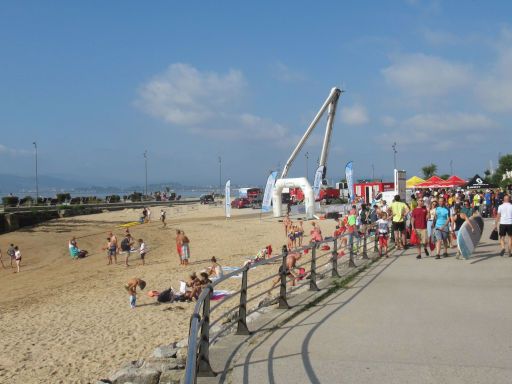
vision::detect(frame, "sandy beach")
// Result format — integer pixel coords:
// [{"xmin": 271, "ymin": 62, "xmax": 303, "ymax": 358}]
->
[{"xmin": 0, "ymin": 204, "xmax": 337, "ymax": 383}]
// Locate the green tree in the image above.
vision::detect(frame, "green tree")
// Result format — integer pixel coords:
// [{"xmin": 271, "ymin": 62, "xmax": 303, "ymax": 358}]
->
[
  {"xmin": 492, "ymin": 154, "xmax": 512, "ymax": 187},
  {"xmin": 421, "ymin": 163, "xmax": 437, "ymax": 179},
  {"xmin": 440, "ymin": 174, "xmax": 450, "ymax": 180}
]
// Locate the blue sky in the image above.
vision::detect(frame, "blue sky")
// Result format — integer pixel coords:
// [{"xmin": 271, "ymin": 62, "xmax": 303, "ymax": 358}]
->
[{"xmin": 1, "ymin": 0, "xmax": 511, "ymax": 187}]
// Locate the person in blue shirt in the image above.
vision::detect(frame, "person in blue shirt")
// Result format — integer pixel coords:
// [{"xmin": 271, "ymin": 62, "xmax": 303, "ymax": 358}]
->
[{"xmin": 433, "ymin": 197, "xmax": 451, "ymax": 259}]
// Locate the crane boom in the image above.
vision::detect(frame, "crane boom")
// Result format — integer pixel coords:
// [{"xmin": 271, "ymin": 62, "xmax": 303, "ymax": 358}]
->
[{"xmin": 280, "ymin": 87, "xmax": 342, "ymax": 180}]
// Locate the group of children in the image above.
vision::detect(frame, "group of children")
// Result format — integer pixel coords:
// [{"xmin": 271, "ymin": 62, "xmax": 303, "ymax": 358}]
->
[
  {"xmin": 0, "ymin": 243, "xmax": 22, "ymax": 273},
  {"xmin": 283, "ymin": 216, "xmax": 305, "ymax": 249}
]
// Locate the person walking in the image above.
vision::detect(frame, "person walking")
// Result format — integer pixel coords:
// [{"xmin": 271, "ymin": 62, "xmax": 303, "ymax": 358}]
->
[
  {"xmin": 7, "ymin": 243, "xmax": 15, "ymax": 268},
  {"xmin": 433, "ymin": 197, "xmax": 450, "ymax": 259},
  {"xmin": 390, "ymin": 195, "xmax": 409, "ymax": 250},
  {"xmin": 451, "ymin": 205, "xmax": 474, "ymax": 259},
  {"xmin": 160, "ymin": 209, "xmax": 167, "ymax": 227},
  {"xmin": 411, "ymin": 199, "xmax": 429, "ymax": 259},
  {"xmin": 495, "ymin": 194, "xmax": 512, "ymax": 257}
]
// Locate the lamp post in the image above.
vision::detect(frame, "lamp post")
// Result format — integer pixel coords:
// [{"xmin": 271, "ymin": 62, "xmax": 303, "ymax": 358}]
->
[
  {"xmin": 218, "ymin": 156, "xmax": 222, "ymax": 196},
  {"xmin": 33, "ymin": 142, "xmax": 38, "ymax": 204},
  {"xmin": 392, "ymin": 142, "xmax": 397, "ymax": 170},
  {"xmin": 144, "ymin": 150, "xmax": 148, "ymax": 197},
  {"xmin": 305, "ymin": 152, "xmax": 309, "ymax": 181}
]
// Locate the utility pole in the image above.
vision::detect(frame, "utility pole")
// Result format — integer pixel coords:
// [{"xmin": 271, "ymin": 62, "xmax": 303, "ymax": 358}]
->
[
  {"xmin": 392, "ymin": 142, "xmax": 397, "ymax": 170},
  {"xmin": 305, "ymin": 152, "xmax": 309, "ymax": 181},
  {"xmin": 144, "ymin": 150, "xmax": 148, "ymax": 197},
  {"xmin": 33, "ymin": 142, "xmax": 38, "ymax": 204},
  {"xmin": 218, "ymin": 156, "xmax": 222, "ymax": 196}
]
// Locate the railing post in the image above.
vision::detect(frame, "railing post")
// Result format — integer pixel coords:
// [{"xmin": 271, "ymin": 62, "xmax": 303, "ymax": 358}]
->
[
  {"xmin": 278, "ymin": 251, "xmax": 290, "ymax": 309},
  {"xmin": 332, "ymin": 237, "xmax": 340, "ymax": 278},
  {"xmin": 197, "ymin": 286, "xmax": 216, "ymax": 377},
  {"xmin": 236, "ymin": 266, "xmax": 250, "ymax": 335},
  {"xmin": 310, "ymin": 245, "xmax": 320, "ymax": 291},
  {"xmin": 349, "ymin": 233, "xmax": 356, "ymax": 268},
  {"xmin": 362, "ymin": 231, "xmax": 369, "ymax": 260}
]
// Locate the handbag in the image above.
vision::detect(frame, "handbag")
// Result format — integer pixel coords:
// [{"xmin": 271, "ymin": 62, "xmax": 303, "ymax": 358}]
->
[
  {"xmin": 409, "ymin": 229, "xmax": 418, "ymax": 245},
  {"xmin": 490, "ymin": 229, "xmax": 499, "ymax": 241},
  {"xmin": 429, "ymin": 236, "xmax": 436, "ymax": 251}
]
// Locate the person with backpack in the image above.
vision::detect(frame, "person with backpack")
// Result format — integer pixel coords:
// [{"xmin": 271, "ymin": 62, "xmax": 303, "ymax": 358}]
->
[{"xmin": 120, "ymin": 234, "xmax": 134, "ymax": 267}]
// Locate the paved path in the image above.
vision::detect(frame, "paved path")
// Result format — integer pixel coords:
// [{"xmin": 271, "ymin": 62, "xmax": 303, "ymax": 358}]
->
[{"xmin": 228, "ymin": 219, "xmax": 512, "ymax": 384}]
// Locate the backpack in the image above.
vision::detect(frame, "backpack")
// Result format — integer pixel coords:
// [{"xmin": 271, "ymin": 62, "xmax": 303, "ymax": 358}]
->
[{"xmin": 121, "ymin": 237, "xmax": 130, "ymax": 251}]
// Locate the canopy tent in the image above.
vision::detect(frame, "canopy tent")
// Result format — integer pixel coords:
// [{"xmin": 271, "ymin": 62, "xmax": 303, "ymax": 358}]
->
[
  {"xmin": 414, "ymin": 175, "xmax": 446, "ymax": 188},
  {"xmin": 445, "ymin": 175, "xmax": 467, "ymax": 187},
  {"xmin": 466, "ymin": 174, "xmax": 496, "ymax": 190},
  {"xmin": 406, "ymin": 176, "xmax": 425, "ymax": 188}
]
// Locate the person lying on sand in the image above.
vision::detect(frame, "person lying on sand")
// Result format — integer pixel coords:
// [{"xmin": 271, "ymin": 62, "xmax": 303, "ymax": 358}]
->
[{"xmin": 125, "ymin": 278, "xmax": 146, "ymax": 309}]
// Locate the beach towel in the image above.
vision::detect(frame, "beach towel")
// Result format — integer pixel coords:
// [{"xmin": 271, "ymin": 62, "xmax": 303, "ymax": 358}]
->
[
  {"xmin": 222, "ymin": 266, "xmax": 242, "ymax": 279},
  {"xmin": 179, "ymin": 281, "xmax": 188, "ymax": 294},
  {"xmin": 118, "ymin": 221, "xmax": 141, "ymax": 228},
  {"xmin": 211, "ymin": 290, "xmax": 234, "ymax": 301}
]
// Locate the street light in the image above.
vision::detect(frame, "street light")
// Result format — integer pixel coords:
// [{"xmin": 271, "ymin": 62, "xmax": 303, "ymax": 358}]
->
[
  {"xmin": 144, "ymin": 150, "xmax": 148, "ymax": 197},
  {"xmin": 33, "ymin": 142, "xmax": 38, "ymax": 204},
  {"xmin": 218, "ymin": 156, "xmax": 222, "ymax": 196},
  {"xmin": 305, "ymin": 151, "xmax": 309, "ymax": 181},
  {"xmin": 392, "ymin": 142, "xmax": 398, "ymax": 170}
]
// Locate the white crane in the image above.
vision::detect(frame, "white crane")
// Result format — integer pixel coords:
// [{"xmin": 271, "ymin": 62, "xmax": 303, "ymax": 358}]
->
[{"xmin": 280, "ymin": 87, "xmax": 342, "ymax": 181}]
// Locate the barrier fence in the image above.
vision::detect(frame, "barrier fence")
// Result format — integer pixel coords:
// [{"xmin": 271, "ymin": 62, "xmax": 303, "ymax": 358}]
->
[{"xmin": 184, "ymin": 228, "xmax": 385, "ymax": 383}]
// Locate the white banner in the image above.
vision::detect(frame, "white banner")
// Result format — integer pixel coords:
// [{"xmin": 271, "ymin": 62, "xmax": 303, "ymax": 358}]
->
[
  {"xmin": 261, "ymin": 171, "xmax": 277, "ymax": 213},
  {"xmin": 394, "ymin": 169, "xmax": 407, "ymax": 201},
  {"xmin": 225, "ymin": 180, "xmax": 231, "ymax": 218},
  {"xmin": 345, "ymin": 161, "xmax": 354, "ymax": 202},
  {"xmin": 313, "ymin": 165, "xmax": 325, "ymax": 200}
]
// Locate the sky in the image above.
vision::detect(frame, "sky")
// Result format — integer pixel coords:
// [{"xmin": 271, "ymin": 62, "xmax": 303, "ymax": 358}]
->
[{"xmin": 1, "ymin": 0, "xmax": 512, "ymax": 187}]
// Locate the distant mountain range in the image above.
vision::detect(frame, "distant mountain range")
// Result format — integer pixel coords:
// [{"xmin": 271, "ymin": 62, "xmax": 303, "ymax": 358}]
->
[{"xmin": 0, "ymin": 173, "xmax": 236, "ymax": 197}]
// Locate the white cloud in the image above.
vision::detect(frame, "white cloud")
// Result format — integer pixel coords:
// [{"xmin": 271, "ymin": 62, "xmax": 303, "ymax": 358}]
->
[
  {"xmin": 0, "ymin": 144, "xmax": 31, "ymax": 156},
  {"xmin": 136, "ymin": 63, "xmax": 245, "ymax": 125},
  {"xmin": 340, "ymin": 104, "xmax": 369, "ymax": 125},
  {"xmin": 477, "ymin": 28, "xmax": 512, "ymax": 112},
  {"xmin": 375, "ymin": 112, "xmax": 498, "ymax": 150},
  {"xmin": 271, "ymin": 61, "xmax": 306, "ymax": 83},
  {"xmin": 382, "ymin": 53, "xmax": 472, "ymax": 98},
  {"xmin": 422, "ymin": 29, "xmax": 460, "ymax": 46},
  {"xmin": 136, "ymin": 63, "xmax": 292, "ymax": 144}
]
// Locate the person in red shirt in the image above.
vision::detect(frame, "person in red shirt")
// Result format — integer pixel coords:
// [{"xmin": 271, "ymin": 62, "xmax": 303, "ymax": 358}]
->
[{"xmin": 411, "ymin": 199, "xmax": 429, "ymax": 259}]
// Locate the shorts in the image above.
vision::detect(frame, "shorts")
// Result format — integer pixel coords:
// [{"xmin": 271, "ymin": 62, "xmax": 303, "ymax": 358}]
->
[
  {"xmin": 415, "ymin": 229, "xmax": 428, "ymax": 244},
  {"xmin": 378, "ymin": 234, "xmax": 388, "ymax": 248},
  {"xmin": 140, "ymin": 252, "xmax": 146, "ymax": 260},
  {"xmin": 181, "ymin": 244, "xmax": 190, "ymax": 260},
  {"xmin": 499, "ymin": 224, "xmax": 512, "ymax": 237},
  {"xmin": 392, "ymin": 221, "xmax": 405, "ymax": 232},
  {"xmin": 176, "ymin": 244, "xmax": 182, "ymax": 256},
  {"xmin": 434, "ymin": 228, "xmax": 448, "ymax": 242},
  {"xmin": 108, "ymin": 247, "xmax": 116, "ymax": 256}
]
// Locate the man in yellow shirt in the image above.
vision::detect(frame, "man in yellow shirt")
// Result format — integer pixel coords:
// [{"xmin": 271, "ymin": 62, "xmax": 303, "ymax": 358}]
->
[{"xmin": 390, "ymin": 195, "xmax": 409, "ymax": 250}]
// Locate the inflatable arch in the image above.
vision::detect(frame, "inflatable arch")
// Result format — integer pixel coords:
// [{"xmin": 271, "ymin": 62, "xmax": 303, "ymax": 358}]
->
[{"xmin": 272, "ymin": 177, "xmax": 315, "ymax": 219}]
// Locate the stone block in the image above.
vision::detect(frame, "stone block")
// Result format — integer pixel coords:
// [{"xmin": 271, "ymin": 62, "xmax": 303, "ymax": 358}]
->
[
  {"xmin": 143, "ymin": 357, "xmax": 178, "ymax": 372},
  {"xmin": 158, "ymin": 370, "xmax": 184, "ymax": 384},
  {"xmin": 153, "ymin": 344, "xmax": 178, "ymax": 358},
  {"xmin": 176, "ymin": 339, "xmax": 188, "ymax": 348},
  {"xmin": 110, "ymin": 367, "xmax": 160, "ymax": 384}
]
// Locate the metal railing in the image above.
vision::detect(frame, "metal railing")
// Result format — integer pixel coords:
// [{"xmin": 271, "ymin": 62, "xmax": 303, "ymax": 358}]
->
[{"xmin": 184, "ymin": 229, "xmax": 382, "ymax": 383}]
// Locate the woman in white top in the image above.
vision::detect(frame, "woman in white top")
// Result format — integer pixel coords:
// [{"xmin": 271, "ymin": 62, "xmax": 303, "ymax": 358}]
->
[{"xmin": 427, "ymin": 201, "xmax": 438, "ymax": 239}]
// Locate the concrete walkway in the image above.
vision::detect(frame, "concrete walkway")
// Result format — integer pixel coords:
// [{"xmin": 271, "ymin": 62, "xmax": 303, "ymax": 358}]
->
[{"xmin": 228, "ymin": 219, "xmax": 512, "ymax": 384}]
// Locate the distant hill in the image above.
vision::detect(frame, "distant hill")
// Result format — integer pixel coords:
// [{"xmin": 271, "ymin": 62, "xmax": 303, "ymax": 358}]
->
[{"xmin": 0, "ymin": 174, "xmax": 88, "ymax": 194}]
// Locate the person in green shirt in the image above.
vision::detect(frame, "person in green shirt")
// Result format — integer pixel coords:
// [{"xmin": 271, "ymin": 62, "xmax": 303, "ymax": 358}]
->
[{"xmin": 390, "ymin": 195, "xmax": 409, "ymax": 250}]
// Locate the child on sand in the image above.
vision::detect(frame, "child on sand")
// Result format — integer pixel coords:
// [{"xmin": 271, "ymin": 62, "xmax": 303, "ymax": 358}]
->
[
  {"xmin": 138, "ymin": 239, "xmax": 147, "ymax": 266},
  {"xmin": 102, "ymin": 238, "xmax": 116, "ymax": 265},
  {"xmin": 7, "ymin": 244, "xmax": 15, "ymax": 268},
  {"xmin": 160, "ymin": 209, "xmax": 166, "ymax": 227},
  {"xmin": 125, "ymin": 278, "xmax": 146, "ymax": 309}
]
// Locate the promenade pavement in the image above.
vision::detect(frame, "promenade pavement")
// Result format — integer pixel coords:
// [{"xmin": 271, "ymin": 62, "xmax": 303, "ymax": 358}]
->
[{"xmin": 227, "ymin": 218, "xmax": 512, "ymax": 383}]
